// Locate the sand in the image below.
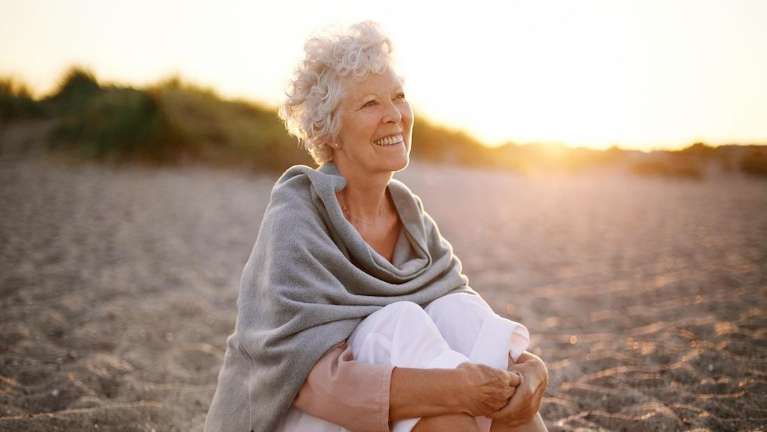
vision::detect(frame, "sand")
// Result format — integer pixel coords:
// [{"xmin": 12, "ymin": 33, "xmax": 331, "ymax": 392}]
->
[{"xmin": 1, "ymin": 122, "xmax": 766, "ymax": 431}]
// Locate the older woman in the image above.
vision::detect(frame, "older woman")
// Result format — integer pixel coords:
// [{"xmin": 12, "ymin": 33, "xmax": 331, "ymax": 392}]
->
[{"xmin": 204, "ymin": 21, "xmax": 548, "ymax": 432}]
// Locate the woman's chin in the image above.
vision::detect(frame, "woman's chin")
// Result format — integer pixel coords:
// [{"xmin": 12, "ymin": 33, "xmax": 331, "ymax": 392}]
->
[
  {"xmin": 385, "ymin": 153, "xmax": 409, "ymax": 172},
  {"xmin": 400, "ymin": 153, "xmax": 411, "ymax": 169}
]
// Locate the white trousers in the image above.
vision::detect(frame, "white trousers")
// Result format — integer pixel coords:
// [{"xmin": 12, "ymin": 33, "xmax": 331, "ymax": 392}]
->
[{"xmin": 279, "ymin": 293, "xmax": 530, "ymax": 432}]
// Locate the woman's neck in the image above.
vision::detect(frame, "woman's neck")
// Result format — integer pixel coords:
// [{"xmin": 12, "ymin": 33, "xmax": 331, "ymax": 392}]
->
[{"xmin": 333, "ymin": 160, "xmax": 394, "ymax": 226}]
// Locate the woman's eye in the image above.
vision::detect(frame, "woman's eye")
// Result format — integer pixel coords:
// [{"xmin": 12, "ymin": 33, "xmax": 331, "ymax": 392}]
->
[
  {"xmin": 362, "ymin": 100, "xmax": 377, "ymax": 108},
  {"xmin": 395, "ymin": 93, "xmax": 406, "ymax": 100}
]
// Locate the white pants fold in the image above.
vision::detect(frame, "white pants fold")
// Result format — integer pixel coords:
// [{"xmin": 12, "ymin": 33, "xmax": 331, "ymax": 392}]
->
[{"xmin": 280, "ymin": 293, "xmax": 530, "ymax": 432}]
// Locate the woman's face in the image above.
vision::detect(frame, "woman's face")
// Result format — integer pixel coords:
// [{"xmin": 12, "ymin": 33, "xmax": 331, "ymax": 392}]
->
[{"xmin": 333, "ymin": 67, "xmax": 413, "ymax": 174}]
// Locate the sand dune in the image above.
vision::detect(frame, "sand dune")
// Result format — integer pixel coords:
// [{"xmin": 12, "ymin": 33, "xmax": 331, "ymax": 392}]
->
[{"xmin": 1, "ymin": 139, "xmax": 765, "ymax": 430}]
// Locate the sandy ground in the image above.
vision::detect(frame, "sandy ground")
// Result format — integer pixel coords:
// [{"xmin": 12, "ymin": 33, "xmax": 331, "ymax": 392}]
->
[{"xmin": 1, "ymin": 122, "xmax": 766, "ymax": 431}]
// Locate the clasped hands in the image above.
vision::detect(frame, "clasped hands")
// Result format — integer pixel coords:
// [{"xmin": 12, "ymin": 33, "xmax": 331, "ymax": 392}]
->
[{"xmin": 455, "ymin": 352, "xmax": 548, "ymax": 426}]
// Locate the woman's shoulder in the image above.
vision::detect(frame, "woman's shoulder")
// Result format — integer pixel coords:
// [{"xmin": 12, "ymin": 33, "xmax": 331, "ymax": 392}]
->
[
  {"xmin": 388, "ymin": 177, "xmax": 425, "ymax": 212},
  {"xmin": 272, "ymin": 164, "xmax": 315, "ymax": 193},
  {"xmin": 246, "ymin": 166, "xmax": 316, "ymax": 244},
  {"xmin": 267, "ymin": 164, "xmax": 318, "ymax": 212},
  {"xmin": 262, "ymin": 164, "xmax": 342, "ymax": 230}
]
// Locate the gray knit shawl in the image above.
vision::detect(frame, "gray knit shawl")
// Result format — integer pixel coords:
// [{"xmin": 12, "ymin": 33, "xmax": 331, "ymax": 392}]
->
[{"xmin": 204, "ymin": 161, "xmax": 477, "ymax": 432}]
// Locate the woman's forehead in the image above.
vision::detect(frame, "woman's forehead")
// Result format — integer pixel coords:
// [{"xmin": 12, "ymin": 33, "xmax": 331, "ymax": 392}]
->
[{"xmin": 343, "ymin": 70, "xmax": 404, "ymax": 98}]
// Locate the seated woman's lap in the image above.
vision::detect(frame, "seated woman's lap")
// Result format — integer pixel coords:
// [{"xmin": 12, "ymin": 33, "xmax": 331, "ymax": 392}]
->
[
  {"xmin": 282, "ymin": 294, "xmax": 528, "ymax": 432},
  {"xmin": 349, "ymin": 293, "xmax": 519, "ymax": 368},
  {"xmin": 347, "ymin": 293, "xmax": 528, "ymax": 432},
  {"xmin": 348, "ymin": 299, "xmax": 470, "ymax": 370}
]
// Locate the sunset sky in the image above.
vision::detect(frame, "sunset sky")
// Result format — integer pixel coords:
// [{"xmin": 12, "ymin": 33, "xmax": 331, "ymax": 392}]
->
[{"xmin": 1, "ymin": 0, "xmax": 766, "ymax": 150}]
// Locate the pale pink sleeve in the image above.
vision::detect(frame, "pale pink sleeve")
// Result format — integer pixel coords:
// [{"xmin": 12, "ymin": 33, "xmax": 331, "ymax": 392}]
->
[{"xmin": 294, "ymin": 341, "xmax": 394, "ymax": 432}]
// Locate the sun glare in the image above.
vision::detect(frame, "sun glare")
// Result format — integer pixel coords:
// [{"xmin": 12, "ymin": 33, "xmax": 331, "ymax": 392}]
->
[{"xmin": 0, "ymin": 0, "xmax": 765, "ymax": 151}]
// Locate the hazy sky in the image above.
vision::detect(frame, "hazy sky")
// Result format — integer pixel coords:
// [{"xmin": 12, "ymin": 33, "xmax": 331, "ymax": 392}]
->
[{"xmin": 2, "ymin": 0, "xmax": 766, "ymax": 150}]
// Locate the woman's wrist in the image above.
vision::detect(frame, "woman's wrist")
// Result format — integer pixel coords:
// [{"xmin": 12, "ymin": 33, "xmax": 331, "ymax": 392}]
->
[
  {"xmin": 389, "ymin": 367, "xmax": 466, "ymax": 421},
  {"xmin": 442, "ymin": 367, "xmax": 473, "ymax": 413}
]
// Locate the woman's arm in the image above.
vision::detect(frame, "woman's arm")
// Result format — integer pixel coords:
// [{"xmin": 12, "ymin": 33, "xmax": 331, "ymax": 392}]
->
[
  {"xmin": 390, "ymin": 362, "xmax": 520, "ymax": 421},
  {"xmin": 294, "ymin": 343, "xmax": 520, "ymax": 432},
  {"xmin": 294, "ymin": 342, "xmax": 392, "ymax": 432}
]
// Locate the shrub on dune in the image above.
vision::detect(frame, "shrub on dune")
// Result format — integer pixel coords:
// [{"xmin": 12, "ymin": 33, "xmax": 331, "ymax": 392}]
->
[
  {"xmin": 51, "ymin": 87, "xmax": 179, "ymax": 163},
  {"xmin": 151, "ymin": 78, "xmax": 312, "ymax": 170},
  {"xmin": 0, "ymin": 77, "xmax": 45, "ymax": 121},
  {"xmin": 740, "ymin": 147, "xmax": 767, "ymax": 177}
]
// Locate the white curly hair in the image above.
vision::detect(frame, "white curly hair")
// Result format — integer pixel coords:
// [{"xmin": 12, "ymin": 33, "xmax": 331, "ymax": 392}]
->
[{"xmin": 278, "ymin": 21, "xmax": 395, "ymax": 165}]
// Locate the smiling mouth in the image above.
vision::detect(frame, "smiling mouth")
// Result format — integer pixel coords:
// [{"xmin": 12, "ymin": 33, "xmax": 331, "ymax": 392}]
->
[{"xmin": 373, "ymin": 134, "xmax": 404, "ymax": 147}]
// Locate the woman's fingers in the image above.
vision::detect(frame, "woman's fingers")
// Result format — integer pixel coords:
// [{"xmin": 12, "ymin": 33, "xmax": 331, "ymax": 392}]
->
[
  {"xmin": 490, "ymin": 366, "xmax": 542, "ymax": 426},
  {"xmin": 455, "ymin": 362, "xmax": 523, "ymax": 417},
  {"xmin": 490, "ymin": 370, "xmax": 519, "ymax": 411},
  {"xmin": 511, "ymin": 358, "xmax": 548, "ymax": 397},
  {"xmin": 490, "ymin": 352, "xmax": 549, "ymax": 426},
  {"xmin": 489, "ymin": 382, "xmax": 529, "ymax": 426}
]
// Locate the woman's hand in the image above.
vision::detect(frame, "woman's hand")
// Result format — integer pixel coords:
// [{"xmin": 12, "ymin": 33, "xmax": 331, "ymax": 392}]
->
[
  {"xmin": 490, "ymin": 351, "xmax": 548, "ymax": 427},
  {"xmin": 453, "ymin": 362, "xmax": 521, "ymax": 417}
]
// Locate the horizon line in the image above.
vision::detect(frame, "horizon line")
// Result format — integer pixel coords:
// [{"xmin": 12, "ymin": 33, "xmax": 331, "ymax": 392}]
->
[{"xmin": 3, "ymin": 67, "xmax": 765, "ymax": 153}]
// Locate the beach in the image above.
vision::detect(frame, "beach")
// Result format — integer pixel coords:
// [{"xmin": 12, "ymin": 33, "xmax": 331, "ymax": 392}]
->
[{"xmin": 1, "ymin": 131, "xmax": 766, "ymax": 431}]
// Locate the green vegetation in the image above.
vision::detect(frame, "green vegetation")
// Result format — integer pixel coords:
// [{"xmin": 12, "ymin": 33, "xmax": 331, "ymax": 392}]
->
[
  {"xmin": 0, "ymin": 78, "xmax": 45, "ymax": 121},
  {"xmin": 412, "ymin": 118, "xmax": 496, "ymax": 166},
  {"xmin": 1, "ymin": 67, "xmax": 765, "ymax": 178},
  {"xmin": 740, "ymin": 147, "xmax": 767, "ymax": 177},
  {"xmin": 31, "ymin": 67, "xmax": 312, "ymax": 169},
  {"xmin": 52, "ymin": 86, "xmax": 172, "ymax": 162},
  {"xmin": 43, "ymin": 67, "xmax": 173, "ymax": 163},
  {"xmin": 48, "ymin": 68, "xmax": 101, "ymax": 113},
  {"xmin": 150, "ymin": 77, "xmax": 311, "ymax": 169}
]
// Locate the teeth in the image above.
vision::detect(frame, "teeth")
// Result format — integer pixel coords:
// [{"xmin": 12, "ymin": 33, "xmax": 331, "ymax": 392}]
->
[{"xmin": 374, "ymin": 134, "xmax": 403, "ymax": 147}]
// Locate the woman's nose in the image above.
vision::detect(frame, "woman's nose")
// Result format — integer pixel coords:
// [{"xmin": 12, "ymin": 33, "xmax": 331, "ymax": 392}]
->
[{"xmin": 382, "ymin": 101, "xmax": 403, "ymax": 124}]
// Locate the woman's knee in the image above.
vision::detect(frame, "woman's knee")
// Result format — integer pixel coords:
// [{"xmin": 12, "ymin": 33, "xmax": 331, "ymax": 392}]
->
[
  {"xmin": 351, "ymin": 301, "xmax": 437, "ymax": 345},
  {"xmin": 349, "ymin": 300, "xmax": 455, "ymax": 366},
  {"xmin": 359, "ymin": 301, "xmax": 429, "ymax": 327},
  {"xmin": 425, "ymin": 294, "xmax": 494, "ymax": 352},
  {"xmin": 425, "ymin": 293, "xmax": 493, "ymax": 320},
  {"xmin": 383, "ymin": 300, "xmax": 427, "ymax": 317},
  {"xmin": 389, "ymin": 300, "xmax": 446, "ymax": 332}
]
